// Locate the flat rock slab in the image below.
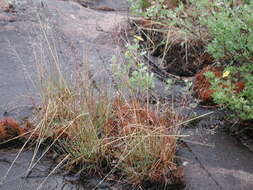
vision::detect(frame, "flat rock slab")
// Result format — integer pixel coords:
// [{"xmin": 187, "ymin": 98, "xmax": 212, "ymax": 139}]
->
[
  {"xmin": 0, "ymin": 0, "xmax": 127, "ymax": 113},
  {"xmin": 41, "ymin": 0, "xmax": 127, "ymax": 85},
  {"xmin": 0, "ymin": 149, "xmax": 84, "ymax": 190},
  {"xmin": 180, "ymin": 114, "xmax": 253, "ymax": 190}
]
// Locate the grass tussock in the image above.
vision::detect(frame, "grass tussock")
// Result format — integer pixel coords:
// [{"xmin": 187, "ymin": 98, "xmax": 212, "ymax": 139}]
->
[
  {"xmin": 29, "ymin": 59, "xmax": 183, "ymax": 186},
  {"xmin": 103, "ymin": 98, "xmax": 181, "ymax": 184}
]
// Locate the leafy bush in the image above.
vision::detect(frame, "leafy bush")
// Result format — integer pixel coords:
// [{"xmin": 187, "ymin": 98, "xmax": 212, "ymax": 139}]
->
[
  {"xmin": 202, "ymin": 2, "xmax": 253, "ymax": 62},
  {"xmin": 202, "ymin": 1, "xmax": 253, "ymax": 120},
  {"xmin": 171, "ymin": 0, "xmax": 253, "ymax": 120},
  {"xmin": 205, "ymin": 64, "xmax": 253, "ymax": 120}
]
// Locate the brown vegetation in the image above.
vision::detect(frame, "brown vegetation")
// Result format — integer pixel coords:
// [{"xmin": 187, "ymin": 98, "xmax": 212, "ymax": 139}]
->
[
  {"xmin": 194, "ymin": 66, "xmax": 222, "ymax": 102},
  {"xmin": 0, "ymin": 118, "xmax": 24, "ymax": 142},
  {"xmin": 102, "ymin": 98, "xmax": 182, "ymax": 185},
  {"xmin": 31, "ymin": 91, "xmax": 183, "ymax": 186}
]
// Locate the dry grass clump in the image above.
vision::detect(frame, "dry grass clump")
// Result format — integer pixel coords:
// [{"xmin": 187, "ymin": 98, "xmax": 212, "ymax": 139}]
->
[
  {"xmin": 31, "ymin": 81, "xmax": 183, "ymax": 185},
  {"xmin": 31, "ymin": 64, "xmax": 111, "ymax": 165},
  {"xmin": 103, "ymin": 98, "xmax": 182, "ymax": 185},
  {"xmin": 29, "ymin": 62, "xmax": 183, "ymax": 186}
]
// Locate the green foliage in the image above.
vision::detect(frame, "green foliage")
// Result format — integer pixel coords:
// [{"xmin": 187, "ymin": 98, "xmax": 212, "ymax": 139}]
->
[
  {"xmin": 129, "ymin": 62, "xmax": 155, "ymax": 90},
  {"xmin": 128, "ymin": 0, "xmax": 150, "ymax": 16},
  {"xmin": 128, "ymin": 0, "xmax": 179, "ymax": 18},
  {"xmin": 165, "ymin": 78, "xmax": 174, "ymax": 92},
  {"xmin": 111, "ymin": 39, "xmax": 155, "ymax": 92},
  {"xmin": 202, "ymin": 2, "xmax": 253, "ymax": 62},
  {"xmin": 205, "ymin": 64, "xmax": 253, "ymax": 120},
  {"xmin": 201, "ymin": 1, "xmax": 253, "ymax": 120}
]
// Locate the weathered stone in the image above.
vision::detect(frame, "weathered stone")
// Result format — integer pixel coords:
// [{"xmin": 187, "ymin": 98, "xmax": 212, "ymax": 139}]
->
[
  {"xmin": 0, "ymin": 0, "xmax": 10, "ymax": 11},
  {"xmin": 180, "ymin": 116, "xmax": 253, "ymax": 190}
]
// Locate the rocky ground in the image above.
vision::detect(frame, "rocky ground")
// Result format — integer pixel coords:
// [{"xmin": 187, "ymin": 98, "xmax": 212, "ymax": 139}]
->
[{"xmin": 0, "ymin": 0, "xmax": 253, "ymax": 189}]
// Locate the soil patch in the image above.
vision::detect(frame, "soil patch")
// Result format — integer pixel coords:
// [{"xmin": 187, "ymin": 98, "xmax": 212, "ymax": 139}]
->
[{"xmin": 134, "ymin": 20, "xmax": 213, "ymax": 77}]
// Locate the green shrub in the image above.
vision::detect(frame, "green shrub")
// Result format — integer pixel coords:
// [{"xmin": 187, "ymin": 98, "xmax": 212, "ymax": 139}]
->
[
  {"xmin": 202, "ymin": 1, "xmax": 253, "ymax": 120},
  {"xmin": 202, "ymin": 2, "xmax": 253, "ymax": 62},
  {"xmin": 205, "ymin": 64, "xmax": 253, "ymax": 120}
]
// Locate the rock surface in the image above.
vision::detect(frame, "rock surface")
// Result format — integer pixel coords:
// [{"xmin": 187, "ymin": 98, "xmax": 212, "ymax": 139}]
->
[
  {"xmin": 0, "ymin": 149, "xmax": 85, "ymax": 190},
  {"xmin": 180, "ymin": 110, "xmax": 253, "ymax": 190},
  {"xmin": 0, "ymin": 0, "xmax": 10, "ymax": 11}
]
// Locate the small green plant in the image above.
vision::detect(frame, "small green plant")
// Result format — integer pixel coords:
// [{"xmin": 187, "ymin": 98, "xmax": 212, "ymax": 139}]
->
[
  {"xmin": 129, "ymin": 0, "xmax": 201, "ymax": 38},
  {"xmin": 128, "ymin": 0, "xmax": 150, "ymax": 16},
  {"xmin": 111, "ymin": 39, "xmax": 155, "ymax": 93},
  {"xmin": 165, "ymin": 78, "xmax": 174, "ymax": 92}
]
